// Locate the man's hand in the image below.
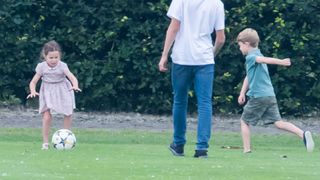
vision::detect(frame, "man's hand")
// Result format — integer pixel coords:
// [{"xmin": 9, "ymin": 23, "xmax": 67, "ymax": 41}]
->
[{"xmin": 158, "ymin": 56, "xmax": 168, "ymax": 72}]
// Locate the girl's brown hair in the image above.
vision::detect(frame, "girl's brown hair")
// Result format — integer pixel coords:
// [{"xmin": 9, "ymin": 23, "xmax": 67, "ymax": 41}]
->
[{"xmin": 40, "ymin": 40, "xmax": 62, "ymax": 61}]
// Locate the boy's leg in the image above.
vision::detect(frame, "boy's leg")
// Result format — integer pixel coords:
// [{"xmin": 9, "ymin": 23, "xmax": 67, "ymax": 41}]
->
[
  {"xmin": 274, "ymin": 120, "xmax": 314, "ymax": 152},
  {"xmin": 240, "ymin": 120, "xmax": 251, "ymax": 153},
  {"xmin": 171, "ymin": 63, "xmax": 192, "ymax": 147},
  {"xmin": 274, "ymin": 120, "xmax": 303, "ymax": 138},
  {"xmin": 262, "ymin": 96, "xmax": 314, "ymax": 151},
  {"xmin": 194, "ymin": 64, "xmax": 214, "ymax": 151},
  {"xmin": 240, "ymin": 97, "xmax": 264, "ymax": 153},
  {"xmin": 63, "ymin": 115, "xmax": 72, "ymax": 129},
  {"xmin": 42, "ymin": 110, "xmax": 52, "ymax": 144}
]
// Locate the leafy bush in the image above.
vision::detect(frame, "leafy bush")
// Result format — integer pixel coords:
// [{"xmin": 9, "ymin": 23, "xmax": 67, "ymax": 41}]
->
[
  {"xmin": 220, "ymin": 0, "xmax": 320, "ymax": 115},
  {"xmin": 0, "ymin": 0, "xmax": 319, "ymax": 115}
]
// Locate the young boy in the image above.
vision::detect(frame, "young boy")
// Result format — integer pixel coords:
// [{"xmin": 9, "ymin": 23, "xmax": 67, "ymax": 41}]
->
[{"xmin": 236, "ymin": 28, "xmax": 314, "ymax": 153}]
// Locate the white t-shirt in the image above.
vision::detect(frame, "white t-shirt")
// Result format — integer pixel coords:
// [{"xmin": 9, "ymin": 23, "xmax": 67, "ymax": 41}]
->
[{"xmin": 167, "ymin": 0, "xmax": 225, "ymax": 65}]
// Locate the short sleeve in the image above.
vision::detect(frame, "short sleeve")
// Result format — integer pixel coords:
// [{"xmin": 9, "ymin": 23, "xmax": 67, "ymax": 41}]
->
[
  {"xmin": 246, "ymin": 54, "xmax": 257, "ymax": 68},
  {"xmin": 60, "ymin": 62, "xmax": 71, "ymax": 75},
  {"xmin": 214, "ymin": 1, "xmax": 225, "ymax": 30},
  {"xmin": 35, "ymin": 63, "xmax": 43, "ymax": 76},
  {"xmin": 167, "ymin": 0, "xmax": 183, "ymax": 21}
]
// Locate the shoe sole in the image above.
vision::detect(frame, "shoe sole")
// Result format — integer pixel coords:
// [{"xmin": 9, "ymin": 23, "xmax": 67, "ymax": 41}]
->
[
  {"xmin": 194, "ymin": 150, "xmax": 208, "ymax": 158},
  {"xmin": 168, "ymin": 146, "xmax": 184, "ymax": 156},
  {"xmin": 194, "ymin": 155, "xmax": 208, "ymax": 158},
  {"xmin": 305, "ymin": 131, "xmax": 314, "ymax": 152}
]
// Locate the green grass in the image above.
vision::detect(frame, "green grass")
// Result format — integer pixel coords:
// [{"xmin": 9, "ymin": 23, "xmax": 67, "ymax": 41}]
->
[{"xmin": 0, "ymin": 128, "xmax": 319, "ymax": 180}]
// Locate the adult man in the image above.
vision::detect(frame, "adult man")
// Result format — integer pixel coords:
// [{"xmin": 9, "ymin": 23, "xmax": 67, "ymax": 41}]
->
[{"xmin": 159, "ymin": 0, "xmax": 225, "ymax": 158}]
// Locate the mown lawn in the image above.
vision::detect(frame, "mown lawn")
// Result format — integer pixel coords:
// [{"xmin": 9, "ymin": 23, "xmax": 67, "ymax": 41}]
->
[{"xmin": 0, "ymin": 128, "xmax": 319, "ymax": 180}]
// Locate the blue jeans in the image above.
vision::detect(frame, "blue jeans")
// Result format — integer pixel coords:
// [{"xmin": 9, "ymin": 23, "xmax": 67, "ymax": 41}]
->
[{"xmin": 171, "ymin": 63, "xmax": 214, "ymax": 150}]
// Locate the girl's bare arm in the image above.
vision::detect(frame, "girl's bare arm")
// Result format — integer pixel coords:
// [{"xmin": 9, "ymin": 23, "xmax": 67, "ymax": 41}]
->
[
  {"xmin": 65, "ymin": 71, "xmax": 81, "ymax": 92},
  {"xmin": 27, "ymin": 74, "xmax": 41, "ymax": 99}
]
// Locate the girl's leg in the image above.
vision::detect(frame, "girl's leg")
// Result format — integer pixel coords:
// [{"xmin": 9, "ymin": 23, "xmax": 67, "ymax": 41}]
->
[
  {"xmin": 42, "ymin": 110, "xmax": 52, "ymax": 144},
  {"xmin": 63, "ymin": 115, "xmax": 72, "ymax": 129},
  {"xmin": 274, "ymin": 120, "xmax": 303, "ymax": 138},
  {"xmin": 240, "ymin": 119, "xmax": 251, "ymax": 153}
]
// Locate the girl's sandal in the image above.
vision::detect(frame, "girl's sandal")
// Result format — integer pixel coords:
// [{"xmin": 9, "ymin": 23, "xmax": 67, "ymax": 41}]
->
[{"xmin": 41, "ymin": 143, "xmax": 49, "ymax": 150}]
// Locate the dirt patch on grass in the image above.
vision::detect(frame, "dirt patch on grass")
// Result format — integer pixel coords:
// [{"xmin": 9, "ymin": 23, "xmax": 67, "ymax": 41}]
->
[{"xmin": 0, "ymin": 107, "xmax": 319, "ymax": 134}]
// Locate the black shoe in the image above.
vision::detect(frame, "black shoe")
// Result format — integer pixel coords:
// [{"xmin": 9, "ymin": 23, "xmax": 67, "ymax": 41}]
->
[
  {"xmin": 194, "ymin": 150, "xmax": 208, "ymax": 158},
  {"xmin": 169, "ymin": 143, "xmax": 184, "ymax": 156}
]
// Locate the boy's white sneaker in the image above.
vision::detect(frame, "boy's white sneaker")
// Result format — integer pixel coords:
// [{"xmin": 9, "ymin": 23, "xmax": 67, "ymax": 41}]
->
[{"xmin": 303, "ymin": 131, "xmax": 314, "ymax": 152}]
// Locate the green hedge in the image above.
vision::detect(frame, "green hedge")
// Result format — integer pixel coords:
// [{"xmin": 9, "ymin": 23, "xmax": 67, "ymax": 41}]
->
[
  {"xmin": 219, "ymin": 0, "xmax": 320, "ymax": 116},
  {"xmin": 0, "ymin": 0, "xmax": 319, "ymax": 115}
]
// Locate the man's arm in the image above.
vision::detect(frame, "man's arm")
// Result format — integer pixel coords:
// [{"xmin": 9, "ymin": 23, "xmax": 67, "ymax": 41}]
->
[
  {"xmin": 213, "ymin": 29, "xmax": 225, "ymax": 57},
  {"xmin": 256, "ymin": 57, "xmax": 291, "ymax": 66},
  {"xmin": 158, "ymin": 18, "xmax": 180, "ymax": 72}
]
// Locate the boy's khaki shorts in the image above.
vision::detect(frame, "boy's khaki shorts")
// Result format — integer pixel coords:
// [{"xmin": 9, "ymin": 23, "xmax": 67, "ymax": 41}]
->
[{"xmin": 241, "ymin": 96, "xmax": 281, "ymax": 126}]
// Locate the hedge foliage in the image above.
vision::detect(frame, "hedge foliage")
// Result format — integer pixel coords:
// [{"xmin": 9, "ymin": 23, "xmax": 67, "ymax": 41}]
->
[{"xmin": 0, "ymin": 0, "xmax": 319, "ymax": 115}]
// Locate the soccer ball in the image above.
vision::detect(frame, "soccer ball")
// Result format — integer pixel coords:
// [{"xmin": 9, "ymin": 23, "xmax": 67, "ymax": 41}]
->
[{"xmin": 51, "ymin": 129, "xmax": 76, "ymax": 150}]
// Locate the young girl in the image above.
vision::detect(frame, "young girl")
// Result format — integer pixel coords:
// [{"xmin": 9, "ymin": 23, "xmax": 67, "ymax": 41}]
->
[{"xmin": 27, "ymin": 40, "xmax": 81, "ymax": 150}]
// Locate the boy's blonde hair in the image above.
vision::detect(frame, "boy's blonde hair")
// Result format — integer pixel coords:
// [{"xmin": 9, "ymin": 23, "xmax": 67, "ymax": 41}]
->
[{"xmin": 237, "ymin": 28, "xmax": 260, "ymax": 48}]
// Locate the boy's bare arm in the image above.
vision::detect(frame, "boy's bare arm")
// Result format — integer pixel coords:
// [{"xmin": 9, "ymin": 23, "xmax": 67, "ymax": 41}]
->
[
  {"xmin": 256, "ymin": 57, "xmax": 291, "ymax": 66},
  {"xmin": 238, "ymin": 76, "xmax": 248, "ymax": 105},
  {"xmin": 240, "ymin": 76, "xmax": 249, "ymax": 96}
]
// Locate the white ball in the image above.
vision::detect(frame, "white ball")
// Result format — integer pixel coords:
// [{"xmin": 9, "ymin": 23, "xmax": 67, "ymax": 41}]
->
[{"xmin": 52, "ymin": 129, "xmax": 76, "ymax": 150}]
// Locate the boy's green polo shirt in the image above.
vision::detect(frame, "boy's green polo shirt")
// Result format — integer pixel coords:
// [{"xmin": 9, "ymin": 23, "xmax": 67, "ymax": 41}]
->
[{"xmin": 245, "ymin": 48, "xmax": 275, "ymax": 98}]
